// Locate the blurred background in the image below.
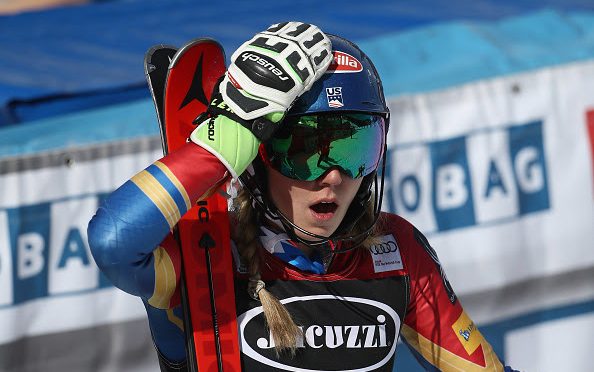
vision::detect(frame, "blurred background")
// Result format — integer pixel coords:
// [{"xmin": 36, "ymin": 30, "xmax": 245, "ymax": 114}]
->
[{"xmin": 1, "ymin": 0, "xmax": 593, "ymax": 371}]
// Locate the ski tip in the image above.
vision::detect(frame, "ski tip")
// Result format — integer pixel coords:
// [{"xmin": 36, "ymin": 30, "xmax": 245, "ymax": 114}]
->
[
  {"xmin": 144, "ymin": 45, "xmax": 178, "ymax": 76},
  {"xmin": 169, "ymin": 38, "xmax": 225, "ymax": 69}
]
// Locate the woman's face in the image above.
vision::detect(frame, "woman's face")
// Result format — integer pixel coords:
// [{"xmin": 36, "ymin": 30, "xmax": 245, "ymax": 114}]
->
[{"xmin": 267, "ymin": 166, "xmax": 363, "ymax": 240}]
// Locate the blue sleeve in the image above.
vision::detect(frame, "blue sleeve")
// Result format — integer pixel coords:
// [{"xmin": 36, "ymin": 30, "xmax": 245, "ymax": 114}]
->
[
  {"xmin": 88, "ymin": 179, "xmax": 175, "ymax": 297},
  {"xmin": 144, "ymin": 300, "xmax": 187, "ymax": 363}
]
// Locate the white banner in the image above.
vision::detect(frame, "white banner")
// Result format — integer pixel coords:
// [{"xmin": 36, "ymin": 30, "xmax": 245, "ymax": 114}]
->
[
  {"xmin": 384, "ymin": 60, "xmax": 594, "ymax": 371},
  {"xmin": 0, "ymin": 140, "xmax": 162, "ymax": 345},
  {"xmin": 385, "ymin": 59, "xmax": 594, "ymax": 295}
]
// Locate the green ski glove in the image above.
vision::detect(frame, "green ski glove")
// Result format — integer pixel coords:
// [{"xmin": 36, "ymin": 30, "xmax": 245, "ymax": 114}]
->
[
  {"xmin": 190, "ymin": 21, "xmax": 333, "ymax": 178},
  {"xmin": 190, "ymin": 112, "xmax": 260, "ymax": 179}
]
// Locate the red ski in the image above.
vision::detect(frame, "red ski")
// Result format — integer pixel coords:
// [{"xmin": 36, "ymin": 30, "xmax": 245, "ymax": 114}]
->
[{"xmin": 146, "ymin": 39, "xmax": 241, "ymax": 372}]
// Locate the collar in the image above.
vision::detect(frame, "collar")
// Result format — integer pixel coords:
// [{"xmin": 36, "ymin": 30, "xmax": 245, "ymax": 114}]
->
[{"xmin": 259, "ymin": 226, "xmax": 325, "ymax": 274}]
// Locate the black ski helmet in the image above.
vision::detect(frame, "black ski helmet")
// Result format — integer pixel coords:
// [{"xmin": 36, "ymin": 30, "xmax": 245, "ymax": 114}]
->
[{"xmin": 240, "ymin": 34, "xmax": 390, "ymax": 250}]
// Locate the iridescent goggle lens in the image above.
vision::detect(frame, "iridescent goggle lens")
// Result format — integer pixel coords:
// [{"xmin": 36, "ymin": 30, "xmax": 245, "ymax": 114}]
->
[{"xmin": 262, "ymin": 113, "xmax": 386, "ymax": 181}]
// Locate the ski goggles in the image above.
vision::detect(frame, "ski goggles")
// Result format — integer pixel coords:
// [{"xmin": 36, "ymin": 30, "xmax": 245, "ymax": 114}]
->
[{"xmin": 261, "ymin": 113, "xmax": 386, "ymax": 181}]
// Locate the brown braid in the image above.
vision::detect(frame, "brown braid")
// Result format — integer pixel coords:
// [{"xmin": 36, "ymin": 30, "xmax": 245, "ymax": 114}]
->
[{"xmin": 231, "ymin": 188, "xmax": 383, "ymax": 355}]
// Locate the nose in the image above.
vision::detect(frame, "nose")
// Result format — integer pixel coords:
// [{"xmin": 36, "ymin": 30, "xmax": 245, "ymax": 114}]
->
[{"xmin": 317, "ymin": 168, "xmax": 343, "ymax": 186}]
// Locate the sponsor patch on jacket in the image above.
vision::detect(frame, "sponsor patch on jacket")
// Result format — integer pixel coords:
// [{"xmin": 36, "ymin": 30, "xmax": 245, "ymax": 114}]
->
[
  {"xmin": 452, "ymin": 311, "xmax": 482, "ymax": 355},
  {"xmin": 237, "ymin": 295, "xmax": 399, "ymax": 371},
  {"xmin": 368, "ymin": 235, "xmax": 403, "ymax": 273}
]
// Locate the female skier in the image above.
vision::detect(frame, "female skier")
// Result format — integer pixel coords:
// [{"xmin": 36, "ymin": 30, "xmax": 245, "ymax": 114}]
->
[{"xmin": 88, "ymin": 22, "xmax": 516, "ymax": 371}]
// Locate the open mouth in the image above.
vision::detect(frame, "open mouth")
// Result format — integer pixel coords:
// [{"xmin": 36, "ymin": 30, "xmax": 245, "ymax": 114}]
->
[{"xmin": 310, "ymin": 202, "xmax": 338, "ymax": 215}]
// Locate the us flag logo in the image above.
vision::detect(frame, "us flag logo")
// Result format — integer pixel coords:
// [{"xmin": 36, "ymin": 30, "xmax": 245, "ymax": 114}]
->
[{"xmin": 326, "ymin": 87, "xmax": 343, "ymax": 108}]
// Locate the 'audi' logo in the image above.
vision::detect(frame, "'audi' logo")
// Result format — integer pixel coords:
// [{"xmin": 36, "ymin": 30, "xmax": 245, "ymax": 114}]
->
[{"xmin": 369, "ymin": 241, "xmax": 398, "ymax": 255}]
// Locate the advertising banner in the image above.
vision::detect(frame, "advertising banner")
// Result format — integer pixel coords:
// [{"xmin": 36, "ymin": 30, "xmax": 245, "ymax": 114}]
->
[
  {"xmin": 0, "ymin": 138, "xmax": 163, "ymax": 370},
  {"xmin": 385, "ymin": 60, "xmax": 594, "ymax": 371}
]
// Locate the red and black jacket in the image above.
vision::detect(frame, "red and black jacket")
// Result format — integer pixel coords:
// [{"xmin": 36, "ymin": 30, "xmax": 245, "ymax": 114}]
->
[{"xmin": 88, "ymin": 142, "xmax": 506, "ymax": 371}]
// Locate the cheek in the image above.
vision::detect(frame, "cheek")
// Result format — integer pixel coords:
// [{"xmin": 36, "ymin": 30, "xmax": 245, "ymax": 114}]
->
[
  {"xmin": 344, "ymin": 178, "xmax": 364, "ymax": 203},
  {"xmin": 267, "ymin": 168, "xmax": 297, "ymax": 214}
]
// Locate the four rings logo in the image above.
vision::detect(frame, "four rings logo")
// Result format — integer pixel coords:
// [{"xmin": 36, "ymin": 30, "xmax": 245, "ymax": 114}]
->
[
  {"xmin": 369, "ymin": 241, "xmax": 398, "ymax": 255},
  {"xmin": 370, "ymin": 235, "xmax": 403, "ymax": 273}
]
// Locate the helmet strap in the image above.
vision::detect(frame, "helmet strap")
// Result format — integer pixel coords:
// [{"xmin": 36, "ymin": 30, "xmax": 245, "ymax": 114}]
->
[{"xmin": 239, "ymin": 144, "xmax": 387, "ymax": 253}]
